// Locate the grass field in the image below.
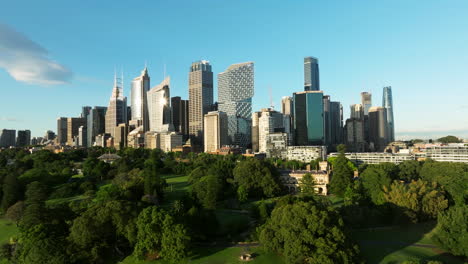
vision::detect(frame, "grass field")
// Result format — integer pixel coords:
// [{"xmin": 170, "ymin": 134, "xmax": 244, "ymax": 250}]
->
[
  {"xmin": 352, "ymin": 222, "xmax": 464, "ymax": 264},
  {"xmin": 119, "ymin": 247, "xmax": 284, "ymax": 264},
  {"xmin": 0, "ymin": 219, "xmax": 18, "ymax": 244},
  {"xmin": 162, "ymin": 174, "xmax": 190, "ymax": 206}
]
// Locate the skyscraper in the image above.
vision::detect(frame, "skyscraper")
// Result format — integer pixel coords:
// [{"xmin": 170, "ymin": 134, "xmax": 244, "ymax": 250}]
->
[
  {"xmin": 67, "ymin": 117, "xmax": 86, "ymax": 146},
  {"xmin": 147, "ymin": 77, "xmax": 173, "ymax": 132},
  {"xmin": 16, "ymin": 130, "xmax": 31, "ymax": 147},
  {"xmin": 78, "ymin": 126, "xmax": 87, "ymax": 147},
  {"xmin": 304, "ymin": 57, "xmax": 320, "ymax": 91},
  {"xmin": 105, "ymin": 74, "xmax": 127, "ymax": 137},
  {"xmin": 293, "ymin": 91, "xmax": 325, "ymax": 146},
  {"xmin": 361, "ymin": 92, "xmax": 372, "ymax": 116},
  {"xmin": 171, "ymin": 96, "xmax": 189, "ymax": 138},
  {"xmin": 81, "ymin": 106, "xmax": 91, "ymax": 118},
  {"xmin": 204, "ymin": 111, "xmax": 228, "ymax": 152},
  {"xmin": 131, "ymin": 67, "xmax": 150, "ymax": 131},
  {"xmin": 57, "ymin": 117, "xmax": 68, "ymax": 145},
  {"xmin": 281, "ymin": 96, "xmax": 294, "ymax": 145},
  {"xmin": 251, "ymin": 108, "xmax": 285, "ymax": 153},
  {"xmin": 382, "ymin": 86, "xmax": 395, "ymax": 142},
  {"xmin": 281, "ymin": 96, "xmax": 293, "ymax": 115},
  {"xmin": 87, "ymin": 106, "xmax": 107, "ymax": 147},
  {"xmin": 0, "ymin": 129, "xmax": 16, "ymax": 148},
  {"xmin": 330, "ymin": 101, "xmax": 343, "ymax": 146},
  {"xmin": 218, "ymin": 62, "xmax": 254, "ymax": 148},
  {"xmin": 350, "ymin": 104, "xmax": 364, "ymax": 119},
  {"xmin": 368, "ymin": 106, "xmax": 389, "ymax": 151},
  {"xmin": 189, "ymin": 60, "xmax": 213, "ymax": 147}
]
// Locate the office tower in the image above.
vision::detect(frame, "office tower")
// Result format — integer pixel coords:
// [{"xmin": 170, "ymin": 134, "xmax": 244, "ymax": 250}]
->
[
  {"xmin": 350, "ymin": 104, "xmax": 364, "ymax": 119},
  {"xmin": 16, "ymin": 130, "xmax": 31, "ymax": 147},
  {"xmin": 204, "ymin": 111, "xmax": 228, "ymax": 152},
  {"xmin": 323, "ymin": 95, "xmax": 331, "ymax": 146},
  {"xmin": 344, "ymin": 118, "xmax": 366, "ymax": 152},
  {"xmin": 189, "ymin": 60, "xmax": 213, "ymax": 147},
  {"xmin": 0, "ymin": 129, "xmax": 16, "ymax": 148},
  {"xmin": 131, "ymin": 67, "xmax": 150, "ymax": 131},
  {"xmin": 81, "ymin": 106, "xmax": 91, "ymax": 118},
  {"xmin": 67, "ymin": 117, "xmax": 86, "ymax": 146},
  {"xmin": 251, "ymin": 108, "xmax": 285, "ymax": 153},
  {"xmin": 330, "ymin": 101, "xmax": 343, "ymax": 146},
  {"xmin": 87, "ymin": 106, "xmax": 107, "ymax": 147},
  {"xmin": 114, "ymin": 123, "xmax": 128, "ymax": 150},
  {"xmin": 382, "ymin": 86, "xmax": 395, "ymax": 142},
  {"xmin": 218, "ymin": 62, "xmax": 254, "ymax": 148},
  {"xmin": 368, "ymin": 106, "xmax": 389, "ymax": 151},
  {"xmin": 57, "ymin": 117, "xmax": 68, "ymax": 145},
  {"xmin": 171, "ymin": 96, "xmax": 189, "ymax": 138},
  {"xmin": 281, "ymin": 96, "xmax": 293, "ymax": 115},
  {"xmin": 147, "ymin": 77, "xmax": 173, "ymax": 133},
  {"xmin": 78, "ymin": 126, "xmax": 87, "ymax": 147},
  {"xmin": 105, "ymin": 74, "xmax": 128, "ymax": 137},
  {"xmin": 361, "ymin": 92, "xmax": 372, "ymax": 115},
  {"xmin": 44, "ymin": 130, "xmax": 56, "ymax": 141},
  {"xmin": 304, "ymin": 57, "xmax": 320, "ymax": 91},
  {"xmin": 293, "ymin": 91, "xmax": 325, "ymax": 146}
]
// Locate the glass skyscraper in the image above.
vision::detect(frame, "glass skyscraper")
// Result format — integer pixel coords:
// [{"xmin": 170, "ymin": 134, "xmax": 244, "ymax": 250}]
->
[
  {"xmin": 382, "ymin": 86, "xmax": 395, "ymax": 142},
  {"xmin": 131, "ymin": 67, "xmax": 150, "ymax": 131},
  {"xmin": 293, "ymin": 91, "xmax": 325, "ymax": 146},
  {"xmin": 218, "ymin": 62, "xmax": 254, "ymax": 148},
  {"xmin": 189, "ymin": 60, "xmax": 213, "ymax": 147},
  {"xmin": 147, "ymin": 77, "xmax": 173, "ymax": 132},
  {"xmin": 105, "ymin": 74, "xmax": 127, "ymax": 137},
  {"xmin": 87, "ymin": 106, "xmax": 107, "ymax": 147},
  {"xmin": 304, "ymin": 57, "xmax": 320, "ymax": 91}
]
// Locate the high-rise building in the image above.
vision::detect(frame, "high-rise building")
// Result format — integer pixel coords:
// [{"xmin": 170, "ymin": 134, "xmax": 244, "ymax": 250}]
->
[
  {"xmin": 281, "ymin": 96, "xmax": 294, "ymax": 115},
  {"xmin": 131, "ymin": 67, "xmax": 150, "ymax": 131},
  {"xmin": 204, "ymin": 111, "xmax": 228, "ymax": 152},
  {"xmin": 147, "ymin": 77, "xmax": 173, "ymax": 133},
  {"xmin": 251, "ymin": 108, "xmax": 285, "ymax": 153},
  {"xmin": 330, "ymin": 101, "xmax": 343, "ymax": 146},
  {"xmin": 344, "ymin": 118, "xmax": 366, "ymax": 152},
  {"xmin": 218, "ymin": 62, "xmax": 254, "ymax": 148},
  {"xmin": 304, "ymin": 57, "xmax": 320, "ymax": 91},
  {"xmin": 171, "ymin": 96, "xmax": 189, "ymax": 138},
  {"xmin": 57, "ymin": 117, "xmax": 68, "ymax": 145},
  {"xmin": 361, "ymin": 92, "xmax": 372, "ymax": 115},
  {"xmin": 16, "ymin": 130, "xmax": 31, "ymax": 147},
  {"xmin": 0, "ymin": 129, "xmax": 16, "ymax": 148},
  {"xmin": 67, "ymin": 117, "xmax": 86, "ymax": 146},
  {"xmin": 78, "ymin": 126, "xmax": 87, "ymax": 147},
  {"xmin": 281, "ymin": 96, "xmax": 294, "ymax": 145},
  {"xmin": 81, "ymin": 106, "xmax": 91, "ymax": 118},
  {"xmin": 113, "ymin": 123, "xmax": 128, "ymax": 150},
  {"xmin": 105, "ymin": 74, "xmax": 127, "ymax": 137},
  {"xmin": 368, "ymin": 106, "xmax": 388, "ymax": 151},
  {"xmin": 87, "ymin": 106, "xmax": 107, "ymax": 147},
  {"xmin": 383, "ymin": 86, "xmax": 395, "ymax": 142},
  {"xmin": 44, "ymin": 130, "xmax": 56, "ymax": 141},
  {"xmin": 189, "ymin": 60, "xmax": 213, "ymax": 147},
  {"xmin": 293, "ymin": 91, "xmax": 325, "ymax": 146},
  {"xmin": 350, "ymin": 104, "xmax": 364, "ymax": 119}
]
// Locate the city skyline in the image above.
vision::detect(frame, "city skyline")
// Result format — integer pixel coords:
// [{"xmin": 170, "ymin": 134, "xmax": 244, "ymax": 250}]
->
[{"xmin": 1, "ymin": 1, "xmax": 468, "ymax": 139}]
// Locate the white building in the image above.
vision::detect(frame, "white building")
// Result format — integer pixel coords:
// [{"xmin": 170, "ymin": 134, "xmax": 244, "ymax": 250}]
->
[
  {"xmin": 425, "ymin": 145, "xmax": 468, "ymax": 163},
  {"xmin": 204, "ymin": 111, "xmax": 228, "ymax": 152},
  {"xmin": 282, "ymin": 146, "xmax": 327, "ymax": 163},
  {"xmin": 147, "ymin": 77, "xmax": 174, "ymax": 133}
]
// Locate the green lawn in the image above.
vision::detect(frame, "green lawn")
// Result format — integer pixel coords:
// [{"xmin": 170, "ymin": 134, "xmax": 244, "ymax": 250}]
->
[
  {"xmin": 46, "ymin": 194, "xmax": 89, "ymax": 206},
  {"xmin": 162, "ymin": 174, "xmax": 190, "ymax": 205},
  {"xmin": 0, "ymin": 219, "xmax": 18, "ymax": 244},
  {"xmin": 119, "ymin": 247, "xmax": 284, "ymax": 264},
  {"xmin": 352, "ymin": 222, "xmax": 464, "ymax": 264}
]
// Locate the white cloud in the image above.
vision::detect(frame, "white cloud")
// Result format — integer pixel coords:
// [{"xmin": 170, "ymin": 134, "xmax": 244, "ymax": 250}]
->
[
  {"xmin": 0, "ymin": 117, "xmax": 21, "ymax": 122},
  {"xmin": 0, "ymin": 23, "xmax": 72, "ymax": 85}
]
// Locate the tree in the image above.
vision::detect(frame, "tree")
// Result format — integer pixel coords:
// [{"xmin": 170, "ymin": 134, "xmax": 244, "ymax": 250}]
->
[
  {"xmin": 6, "ymin": 201, "xmax": 25, "ymax": 225},
  {"xmin": 383, "ymin": 180, "xmax": 448, "ymax": 223},
  {"xmin": 1, "ymin": 173, "xmax": 21, "ymax": 212},
  {"xmin": 259, "ymin": 201, "xmax": 362, "ymax": 264},
  {"xmin": 329, "ymin": 149, "xmax": 353, "ymax": 197},
  {"xmin": 398, "ymin": 160, "xmax": 421, "ymax": 181},
  {"xmin": 360, "ymin": 166, "xmax": 393, "ymax": 205},
  {"xmin": 299, "ymin": 173, "xmax": 316, "ymax": 196},
  {"xmin": 344, "ymin": 180, "xmax": 368, "ymax": 206},
  {"xmin": 432, "ymin": 205, "xmax": 468, "ymax": 257},
  {"xmin": 437, "ymin": 135, "xmax": 462, "ymax": 144},
  {"xmin": 142, "ymin": 160, "xmax": 167, "ymax": 203},
  {"xmin": 160, "ymin": 216, "xmax": 190, "ymax": 263},
  {"xmin": 24, "ymin": 181, "xmax": 48, "ymax": 205},
  {"xmin": 233, "ymin": 158, "xmax": 281, "ymax": 200},
  {"xmin": 191, "ymin": 174, "xmax": 222, "ymax": 209}
]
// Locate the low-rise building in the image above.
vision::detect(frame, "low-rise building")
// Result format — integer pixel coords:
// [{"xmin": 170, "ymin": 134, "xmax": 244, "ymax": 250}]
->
[
  {"xmin": 280, "ymin": 161, "xmax": 330, "ymax": 195},
  {"xmin": 425, "ymin": 145, "xmax": 468, "ymax": 163},
  {"xmin": 282, "ymin": 146, "xmax": 327, "ymax": 163},
  {"xmin": 329, "ymin": 152, "xmax": 414, "ymax": 165}
]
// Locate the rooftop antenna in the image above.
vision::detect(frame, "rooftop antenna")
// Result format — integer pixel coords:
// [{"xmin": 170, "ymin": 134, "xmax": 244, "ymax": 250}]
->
[
  {"xmin": 121, "ymin": 66, "xmax": 124, "ymax": 94},
  {"xmin": 269, "ymin": 85, "xmax": 274, "ymax": 109}
]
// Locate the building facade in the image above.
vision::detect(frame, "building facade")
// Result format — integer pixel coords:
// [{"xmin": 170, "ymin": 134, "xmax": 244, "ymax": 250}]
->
[
  {"xmin": 147, "ymin": 77, "xmax": 173, "ymax": 133},
  {"xmin": 87, "ymin": 106, "xmax": 107, "ymax": 147},
  {"xmin": 171, "ymin": 96, "xmax": 189, "ymax": 139},
  {"xmin": 105, "ymin": 75, "xmax": 127, "ymax": 138},
  {"xmin": 382, "ymin": 86, "xmax": 395, "ymax": 142},
  {"xmin": 251, "ymin": 108, "xmax": 285, "ymax": 153},
  {"xmin": 188, "ymin": 60, "xmax": 213, "ymax": 147},
  {"xmin": 204, "ymin": 111, "xmax": 228, "ymax": 153},
  {"xmin": 131, "ymin": 67, "xmax": 150, "ymax": 131},
  {"xmin": 293, "ymin": 91, "xmax": 325, "ymax": 146},
  {"xmin": 57, "ymin": 117, "xmax": 68, "ymax": 145},
  {"xmin": 67, "ymin": 117, "xmax": 86, "ymax": 146},
  {"xmin": 283, "ymin": 146, "xmax": 327, "ymax": 163},
  {"xmin": 0, "ymin": 129, "xmax": 16, "ymax": 148},
  {"xmin": 361, "ymin": 92, "xmax": 372, "ymax": 115},
  {"xmin": 218, "ymin": 62, "xmax": 254, "ymax": 148},
  {"xmin": 16, "ymin": 130, "xmax": 31, "ymax": 147},
  {"xmin": 368, "ymin": 106, "xmax": 388, "ymax": 151},
  {"xmin": 304, "ymin": 56, "xmax": 320, "ymax": 91}
]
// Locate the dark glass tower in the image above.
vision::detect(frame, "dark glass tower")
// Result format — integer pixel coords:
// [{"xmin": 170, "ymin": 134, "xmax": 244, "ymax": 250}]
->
[
  {"xmin": 382, "ymin": 86, "xmax": 395, "ymax": 142},
  {"xmin": 293, "ymin": 91, "xmax": 324, "ymax": 145},
  {"xmin": 304, "ymin": 57, "xmax": 320, "ymax": 91}
]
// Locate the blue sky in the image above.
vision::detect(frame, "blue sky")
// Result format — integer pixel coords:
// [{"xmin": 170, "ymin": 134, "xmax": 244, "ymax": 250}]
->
[{"xmin": 1, "ymin": 0, "xmax": 468, "ymax": 139}]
